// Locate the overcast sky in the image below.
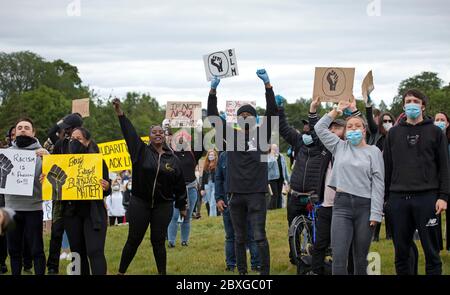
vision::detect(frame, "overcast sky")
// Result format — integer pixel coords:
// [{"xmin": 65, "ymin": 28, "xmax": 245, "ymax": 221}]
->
[{"xmin": 1, "ymin": 0, "xmax": 449, "ymax": 110}]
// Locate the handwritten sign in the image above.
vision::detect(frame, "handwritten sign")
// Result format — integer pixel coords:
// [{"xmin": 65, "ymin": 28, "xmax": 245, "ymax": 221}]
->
[
  {"xmin": 98, "ymin": 137, "xmax": 149, "ymax": 172},
  {"xmin": 0, "ymin": 149, "xmax": 37, "ymax": 196},
  {"xmin": 225, "ymin": 100, "xmax": 257, "ymax": 123},
  {"xmin": 42, "ymin": 154, "xmax": 103, "ymax": 201},
  {"xmin": 313, "ymin": 67, "xmax": 355, "ymax": 103},
  {"xmin": 72, "ymin": 98, "xmax": 90, "ymax": 118},
  {"xmin": 165, "ymin": 101, "xmax": 202, "ymax": 128},
  {"xmin": 203, "ymin": 49, "xmax": 239, "ymax": 81},
  {"xmin": 361, "ymin": 70, "xmax": 375, "ymax": 104}
]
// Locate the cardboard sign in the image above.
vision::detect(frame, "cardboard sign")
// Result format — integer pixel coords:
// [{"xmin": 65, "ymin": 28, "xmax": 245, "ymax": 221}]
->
[
  {"xmin": 43, "ymin": 200, "xmax": 52, "ymax": 221},
  {"xmin": 72, "ymin": 98, "xmax": 90, "ymax": 118},
  {"xmin": 203, "ymin": 49, "xmax": 239, "ymax": 81},
  {"xmin": 98, "ymin": 137, "xmax": 149, "ymax": 172},
  {"xmin": 0, "ymin": 149, "xmax": 37, "ymax": 196},
  {"xmin": 361, "ymin": 70, "xmax": 375, "ymax": 104},
  {"xmin": 313, "ymin": 67, "xmax": 355, "ymax": 103},
  {"xmin": 225, "ymin": 100, "xmax": 257, "ymax": 123},
  {"xmin": 166, "ymin": 101, "xmax": 202, "ymax": 128},
  {"xmin": 42, "ymin": 154, "xmax": 103, "ymax": 201}
]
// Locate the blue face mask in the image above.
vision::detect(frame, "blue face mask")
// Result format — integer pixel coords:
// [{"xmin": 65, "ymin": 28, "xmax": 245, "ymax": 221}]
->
[
  {"xmin": 343, "ymin": 108, "xmax": 353, "ymax": 116},
  {"xmin": 302, "ymin": 134, "xmax": 313, "ymax": 145},
  {"xmin": 404, "ymin": 103, "xmax": 422, "ymax": 119},
  {"xmin": 346, "ymin": 129, "xmax": 363, "ymax": 146},
  {"xmin": 435, "ymin": 121, "xmax": 446, "ymax": 131}
]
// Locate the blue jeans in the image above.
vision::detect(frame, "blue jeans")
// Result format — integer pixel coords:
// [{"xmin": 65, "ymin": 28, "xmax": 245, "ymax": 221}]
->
[
  {"xmin": 61, "ymin": 231, "xmax": 70, "ymax": 250},
  {"xmin": 167, "ymin": 186, "xmax": 198, "ymax": 244},
  {"xmin": 205, "ymin": 180, "xmax": 217, "ymax": 217},
  {"xmin": 223, "ymin": 204, "xmax": 260, "ymax": 268}
]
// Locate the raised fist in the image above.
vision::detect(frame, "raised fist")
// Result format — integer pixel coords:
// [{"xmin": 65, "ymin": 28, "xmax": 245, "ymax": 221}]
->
[
  {"xmin": 112, "ymin": 98, "xmax": 124, "ymax": 116},
  {"xmin": 326, "ymin": 70, "xmax": 339, "ymax": 91},
  {"xmin": 0, "ymin": 154, "xmax": 13, "ymax": 189},
  {"xmin": 211, "ymin": 56, "xmax": 223, "ymax": 72},
  {"xmin": 46, "ymin": 164, "xmax": 67, "ymax": 200}
]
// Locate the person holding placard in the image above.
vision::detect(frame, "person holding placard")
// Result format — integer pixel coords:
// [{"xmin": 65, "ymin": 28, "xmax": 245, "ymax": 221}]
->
[
  {"xmin": 4, "ymin": 118, "xmax": 48, "ymax": 275},
  {"xmin": 207, "ymin": 69, "xmax": 277, "ymax": 275},
  {"xmin": 52, "ymin": 127, "xmax": 111, "ymax": 275},
  {"xmin": 314, "ymin": 99, "xmax": 385, "ymax": 275},
  {"xmin": 112, "ymin": 98, "xmax": 187, "ymax": 275}
]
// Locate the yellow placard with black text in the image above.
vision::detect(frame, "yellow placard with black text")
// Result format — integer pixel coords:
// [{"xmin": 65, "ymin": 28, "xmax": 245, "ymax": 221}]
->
[
  {"xmin": 98, "ymin": 137, "xmax": 149, "ymax": 172},
  {"xmin": 42, "ymin": 154, "xmax": 103, "ymax": 201}
]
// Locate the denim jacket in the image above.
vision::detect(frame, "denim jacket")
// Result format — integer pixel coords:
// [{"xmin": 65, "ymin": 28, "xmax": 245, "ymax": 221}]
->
[{"xmin": 267, "ymin": 153, "xmax": 290, "ymax": 182}]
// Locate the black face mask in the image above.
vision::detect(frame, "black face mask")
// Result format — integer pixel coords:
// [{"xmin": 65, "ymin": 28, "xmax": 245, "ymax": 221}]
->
[
  {"xmin": 15, "ymin": 135, "xmax": 37, "ymax": 148},
  {"xmin": 69, "ymin": 139, "xmax": 88, "ymax": 154}
]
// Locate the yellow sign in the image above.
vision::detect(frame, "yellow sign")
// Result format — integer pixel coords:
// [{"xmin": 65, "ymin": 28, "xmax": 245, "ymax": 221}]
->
[
  {"xmin": 42, "ymin": 154, "xmax": 103, "ymax": 201},
  {"xmin": 98, "ymin": 137, "xmax": 149, "ymax": 172}
]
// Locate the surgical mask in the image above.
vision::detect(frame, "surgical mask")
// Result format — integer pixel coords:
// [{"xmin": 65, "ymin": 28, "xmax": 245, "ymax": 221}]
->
[
  {"xmin": 404, "ymin": 103, "xmax": 422, "ymax": 119},
  {"xmin": 382, "ymin": 122, "xmax": 393, "ymax": 131},
  {"xmin": 112, "ymin": 185, "xmax": 120, "ymax": 191},
  {"xmin": 127, "ymin": 183, "xmax": 132, "ymax": 191},
  {"xmin": 435, "ymin": 121, "xmax": 446, "ymax": 131},
  {"xmin": 346, "ymin": 129, "xmax": 364, "ymax": 146},
  {"xmin": 208, "ymin": 154, "xmax": 215, "ymax": 161},
  {"xmin": 302, "ymin": 134, "xmax": 313, "ymax": 145}
]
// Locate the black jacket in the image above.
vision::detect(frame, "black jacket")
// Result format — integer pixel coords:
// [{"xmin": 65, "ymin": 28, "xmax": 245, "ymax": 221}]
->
[
  {"xmin": 201, "ymin": 169, "xmax": 216, "ymax": 190},
  {"xmin": 174, "ymin": 150, "xmax": 203, "ymax": 184},
  {"xmin": 384, "ymin": 117, "xmax": 450, "ymax": 202},
  {"xmin": 119, "ymin": 114, "xmax": 187, "ymax": 209},
  {"xmin": 279, "ymin": 108, "xmax": 327, "ymax": 194},
  {"xmin": 207, "ymin": 87, "xmax": 278, "ymax": 194}
]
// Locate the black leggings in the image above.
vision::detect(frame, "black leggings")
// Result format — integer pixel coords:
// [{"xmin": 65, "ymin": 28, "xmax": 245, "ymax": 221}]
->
[
  {"xmin": 64, "ymin": 213, "xmax": 108, "ymax": 275},
  {"xmin": 119, "ymin": 197, "xmax": 173, "ymax": 274}
]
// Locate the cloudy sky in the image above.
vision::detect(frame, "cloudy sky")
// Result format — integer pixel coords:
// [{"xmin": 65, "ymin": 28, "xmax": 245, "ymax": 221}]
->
[{"xmin": 1, "ymin": 0, "xmax": 449, "ymax": 110}]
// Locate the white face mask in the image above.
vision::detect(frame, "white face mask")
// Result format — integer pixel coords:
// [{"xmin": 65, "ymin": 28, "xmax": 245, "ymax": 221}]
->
[
  {"xmin": 127, "ymin": 184, "xmax": 132, "ymax": 190},
  {"xmin": 208, "ymin": 155, "xmax": 215, "ymax": 161},
  {"xmin": 382, "ymin": 122, "xmax": 393, "ymax": 131},
  {"xmin": 112, "ymin": 185, "xmax": 120, "ymax": 191}
]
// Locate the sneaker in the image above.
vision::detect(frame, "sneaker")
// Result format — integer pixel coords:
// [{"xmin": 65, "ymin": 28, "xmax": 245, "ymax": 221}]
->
[
  {"xmin": 60, "ymin": 252, "xmax": 68, "ymax": 260},
  {"xmin": 251, "ymin": 266, "xmax": 261, "ymax": 272},
  {"xmin": 181, "ymin": 241, "xmax": 188, "ymax": 247},
  {"xmin": 0, "ymin": 264, "xmax": 7, "ymax": 274},
  {"xmin": 225, "ymin": 266, "xmax": 235, "ymax": 272},
  {"xmin": 306, "ymin": 270, "xmax": 319, "ymax": 275},
  {"xmin": 168, "ymin": 242, "xmax": 175, "ymax": 248}
]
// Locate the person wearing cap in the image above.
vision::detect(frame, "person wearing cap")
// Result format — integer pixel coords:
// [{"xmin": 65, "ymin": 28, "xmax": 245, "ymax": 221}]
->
[
  {"xmin": 384, "ymin": 89, "xmax": 448, "ymax": 275},
  {"xmin": 45, "ymin": 112, "xmax": 83, "ymax": 275},
  {"xmin": 276, "ymin": 94, "xmax": 333, "ymax": 265},
  {"xmin": 207, "ymin": 69, "xmax": 277, "ymax": 275},
  {"xmin": 307, "ymin": 116, "xmax": 346, "ymax": 275}
]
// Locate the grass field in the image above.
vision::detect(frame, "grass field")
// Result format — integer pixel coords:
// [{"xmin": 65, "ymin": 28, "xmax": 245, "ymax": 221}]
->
[{"xmin": 6, "ymin": 206, "xmax": 448, "ymax": 275}]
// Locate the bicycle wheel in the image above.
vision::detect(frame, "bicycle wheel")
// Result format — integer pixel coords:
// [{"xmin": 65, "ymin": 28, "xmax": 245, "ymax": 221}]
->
[{"xmin": 288, "ymin": 215, "xmax": 313, "ymax": 264}]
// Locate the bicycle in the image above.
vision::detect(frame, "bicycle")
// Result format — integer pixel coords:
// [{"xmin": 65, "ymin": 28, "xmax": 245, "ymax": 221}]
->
[{"xmin": 288, "ymin": 194, "xmax": 332, "ymax": 275}]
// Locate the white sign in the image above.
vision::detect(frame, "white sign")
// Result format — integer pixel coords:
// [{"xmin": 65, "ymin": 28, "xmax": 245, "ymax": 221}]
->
[
  {"xmin": 203, "ymin": 49, "xmax": 239, "ymax": 81},
  {"xmin": 43, "ymin": 200, "xmax": 53, "ymax": 221},
  {"xmin": 225, "ymin": 100, "xmax": 257, "ymax": 123},
  {"xmin": 165, "ymin": 101, "xmax": 202, "ymax": 128},
  {"xmin": 0, "ymin": 149, "xmax": 37, "ymax": 196}
]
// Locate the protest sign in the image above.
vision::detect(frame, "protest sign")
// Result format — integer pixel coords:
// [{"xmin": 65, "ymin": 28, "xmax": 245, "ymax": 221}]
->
[
  {"xmin": 72, "ymin": 98, "xmax": 90, "ymax": 118},
  {"xmin": 0, "ymin": 149, "xmax": 36, "ymax": 196},
  {"xmin": 225, "ymin": 100, "xmax": 257, "ymax": 123},
  {"xmin": 98, "ymin": 137, "xmax": 149, "ymax": 172},
  {"xmin": 203, "ymin": 49, "xmax": 239, "ymax": 81},
  {"xmin": 166, "ymin": 101, "xmax": 202, "ymax": 128},
  {"xmin": 313, "ymin": 67, "xmax": 355, "ymax": 103},
  {"xmin": 42, "ymin": 154, "xmax": 103, "ymax": 201},
  {"xmin": 361, "ymin": 70, "xmax": 375, "ymax": 104}
]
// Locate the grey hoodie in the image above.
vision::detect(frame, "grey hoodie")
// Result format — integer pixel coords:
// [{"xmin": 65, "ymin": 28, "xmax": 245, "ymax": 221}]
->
[{"xmin": 4, "ymin": 139, "xmax": 43, "ymax": 211}]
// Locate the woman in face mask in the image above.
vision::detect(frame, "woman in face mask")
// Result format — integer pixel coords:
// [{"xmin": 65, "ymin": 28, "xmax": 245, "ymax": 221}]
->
[
  {"xmin": 106, "ymin": 178, "xmax": 126, "ymax": 226},
  {"xmin": 200, "ymin": 150, "xmax": 219, "ymax": 217},
  {"xmin": 434, "ymin": 112, "xmax": 450, "ymax": 252},
  {"xmin": 314, "ymin": 98, "xmax": 385, "ymax": 275},
  {"xmin": 267, "ymin": 144, "xmax": 290, "ymax": 210},
  {"xmin": 49, "ymin": 127, "xmax": 112, "ymax": 275}
]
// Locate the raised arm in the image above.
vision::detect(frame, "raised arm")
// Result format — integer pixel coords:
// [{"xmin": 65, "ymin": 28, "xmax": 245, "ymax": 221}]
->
[
  {"xmin": 314, "ymin": 100, "xmax": 349, "ymax": 154},
  {"xmin": 365, "ymin": 95, "xmax": 378, "ymax": 135},
  {"xmin": 207, "ymin": 77, "xmax": 227, "ymax": 146},
  {"xmin": 112, "ymin": 98, "xmax": 145, "ymax": 163}
]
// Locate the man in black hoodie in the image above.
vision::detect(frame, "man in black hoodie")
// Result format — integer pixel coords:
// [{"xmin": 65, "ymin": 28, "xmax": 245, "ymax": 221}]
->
[
  {"xmin": 207, "ymin": 69, "xmax": 277, "ymax": 275},
  {"xmin": 384, "ymin": 89, "xmax": 448, "ymax": 275}
]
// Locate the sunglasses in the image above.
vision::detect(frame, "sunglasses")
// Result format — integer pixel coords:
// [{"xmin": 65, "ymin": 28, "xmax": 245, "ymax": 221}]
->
[{"xmin": 383, "ymin": 119, "xmax": 393, "ymax": 123}]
